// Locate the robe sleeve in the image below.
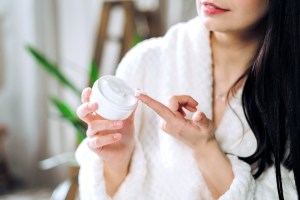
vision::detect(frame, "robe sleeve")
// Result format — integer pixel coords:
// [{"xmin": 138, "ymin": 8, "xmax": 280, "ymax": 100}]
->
[
  {"xmin": 218, "ymin": 155, "xmax": 255, "ymax": 200},
  {"xmin": 75, "ymin": 138, "xmax": 147, "ymax": 200},
  {"xmin": 219, "ymin": 155, "xmax": 297, "ymax": 200}
]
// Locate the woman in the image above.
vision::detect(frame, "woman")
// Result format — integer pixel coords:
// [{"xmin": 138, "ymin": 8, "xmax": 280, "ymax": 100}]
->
[{"xmin": 76, "ymin": 0, "xmax": 299, "ymax": 199}]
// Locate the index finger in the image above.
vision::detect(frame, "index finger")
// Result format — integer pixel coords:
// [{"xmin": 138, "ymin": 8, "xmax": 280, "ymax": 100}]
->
[{"xmin": 136, "ymin": 94, "xmax": 175, "ymax": 122}]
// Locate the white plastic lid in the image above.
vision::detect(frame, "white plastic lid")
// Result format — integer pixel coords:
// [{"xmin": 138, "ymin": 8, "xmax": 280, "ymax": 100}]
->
[{"xmin": 98, "ymin": 76, "xmax": 137, "ymax": 108}]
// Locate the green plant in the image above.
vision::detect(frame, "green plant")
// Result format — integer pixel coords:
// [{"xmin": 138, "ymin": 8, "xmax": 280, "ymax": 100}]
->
[{"xmin": 26, "ymin": 45, "xmax": 99, "ymax": 144}]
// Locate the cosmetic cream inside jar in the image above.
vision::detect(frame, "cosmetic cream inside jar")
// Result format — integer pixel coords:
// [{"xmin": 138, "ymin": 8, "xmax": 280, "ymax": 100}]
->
[{"xmin": 90, "ymin": 75, "xmax": 138, "ymax": 120}]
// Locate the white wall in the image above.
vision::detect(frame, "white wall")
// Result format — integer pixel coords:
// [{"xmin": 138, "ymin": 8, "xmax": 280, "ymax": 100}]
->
[
  {"xmin": 0, "ymin": 0, "xmax": 45, "ymax": 187},
  {"xmin": 0, "ymin": 0, "xmax": 77, "ymax": 188},
  {"xmin": 165, "ymin": 0, "xmax": 197, "ymax": 28}
]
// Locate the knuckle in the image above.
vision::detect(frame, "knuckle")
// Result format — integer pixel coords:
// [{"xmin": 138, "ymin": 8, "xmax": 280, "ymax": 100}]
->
[
  {"xmin": 167, "ymin": 96, "xmax": 176, "ymax": 104},
  {"xmin": 186, "ymin": 95, "xmax": 193, "ymax": 99},
  {"xmin": 101, "ymin": 121, "xmax": 111, "ymax": 130},
  {"xmin": 188, "ymin": 96, "xmax": 195, "ymax": 103},
  {"xmin": 87, "ymin": 138, "xmax": 97, "ymax": 149},
  {"xmin": 87, "ymin": 140, "xmax": 92, "ymax": 149},
  {"xmin": 88, "ymin": 121, "xmax": 96, "ymax": 129},
  {"xmin": 106, "ymin": 123, "xmax": 113, "ymax": 130},
  {"xmin": 86, "ymin": 128, "xmax": 93, "ymax": 137},
  {"xmin": 89, "ymin": 120, "xmax": 110, "ymax": 132},
  {"xmin": 77, "ymin": 103, "xmax": 91, "ymax": 118}
]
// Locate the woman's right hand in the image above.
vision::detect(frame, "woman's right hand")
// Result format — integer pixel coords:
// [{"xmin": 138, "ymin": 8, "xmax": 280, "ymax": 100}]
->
[{"xmin": 76, "ymin": 87, "xmax": 135, "ymax": 173}]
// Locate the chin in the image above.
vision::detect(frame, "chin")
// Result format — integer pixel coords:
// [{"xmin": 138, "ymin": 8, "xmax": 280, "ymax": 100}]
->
[
  {"xmin": 201, "ymin": 15, "xmax": 228, "ymax": 32},
  {"xmin": 203, "ymin": 18, "xmax": 222, "ymax": 31}
]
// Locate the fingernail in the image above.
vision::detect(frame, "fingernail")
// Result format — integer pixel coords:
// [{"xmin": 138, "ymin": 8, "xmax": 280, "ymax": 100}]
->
[
  {"xmin": 84, "ymin": 88, "xmax": 91, "ymax": 96},
  {"xmin": 113, "ymin": 134, "xmax": 122, "ymax": 140},
  {"xmin": 113, "ymin": 121, "xmax": 123, "ymax": 127},
  {"xmin": 197, "ymin": 112, "xmax": 204, "ymax": 122},
  {"xmin": 88, "ymin": 102, "xmax": 97, "ymax": 109}
]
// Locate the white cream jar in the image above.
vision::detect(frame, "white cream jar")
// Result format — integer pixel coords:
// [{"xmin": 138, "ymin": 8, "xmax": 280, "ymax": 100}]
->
[{"xmin": 90, "ymin": 75, "xmax": 138, "ymax": 120}]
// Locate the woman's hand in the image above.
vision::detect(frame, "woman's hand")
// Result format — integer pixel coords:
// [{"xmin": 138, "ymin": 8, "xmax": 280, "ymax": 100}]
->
[
  {"xmin": 136, "ymin": 94, "xmax": 234, "ymax": 198},
  {"xmin": 136, "ymin": 94, "xmax": 216, "ymax": 152},
  {"xmin": 76, "ymin": 87, "xmax": 135, "ymax": 196}
]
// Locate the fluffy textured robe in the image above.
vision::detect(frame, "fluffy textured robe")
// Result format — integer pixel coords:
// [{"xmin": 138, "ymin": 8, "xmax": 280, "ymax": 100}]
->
[{"xmin": 76, "ymin": 16, "xmax": 297, "ymax": 200}]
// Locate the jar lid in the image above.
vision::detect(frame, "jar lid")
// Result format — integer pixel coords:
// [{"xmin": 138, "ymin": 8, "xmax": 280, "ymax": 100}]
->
[{"xmin": 98, "ymin": 76, "xmax": 137, "ymax": 108}]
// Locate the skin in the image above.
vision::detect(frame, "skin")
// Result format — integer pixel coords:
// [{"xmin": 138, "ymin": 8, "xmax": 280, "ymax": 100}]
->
[
  {"xmin": 197, "ymin": 0, "xmax": 268, "ymax": 126},
  {"xmin": 77, "ymin": 0, "xmax": 269, "ymax": 198},
  {"xmin": 197, "ymin": 0, "xmax": 268, "ymax": 35},
  {"xmin": 135, "ymin": 94, "xmax": 232, "ymax": 198}
]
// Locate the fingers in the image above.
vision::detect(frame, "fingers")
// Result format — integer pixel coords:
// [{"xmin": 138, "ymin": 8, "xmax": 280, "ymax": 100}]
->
[
  {"xmin": 168, "ymin": 95, "xmax": 198, "ymax": 112},
  {"xmin": 86, "ymin": 120, "xmax": 124, "ymax": 137},
  {"xmin": 192, "ymin": 111, "xmax": 210, "ymax": 128},
  {"xmin": 76, "ymin": 102, "xmax": 98, "ymax": 122},
  {"xmin": 135, "ymin": 93, "xmax": 175, "ymax": 122},
  {"xmin": 81, "ymin": 87, "xmax": 92, "ymax": 103},
  {"xmin": 87, "ymin": 133, "xmax": 122, "ymax": 149}
]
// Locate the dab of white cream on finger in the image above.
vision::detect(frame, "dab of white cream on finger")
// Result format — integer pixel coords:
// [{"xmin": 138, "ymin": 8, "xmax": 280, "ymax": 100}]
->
[{"xmin": 134, "ymin": 89, "xmax": 146, "ymax": 97}]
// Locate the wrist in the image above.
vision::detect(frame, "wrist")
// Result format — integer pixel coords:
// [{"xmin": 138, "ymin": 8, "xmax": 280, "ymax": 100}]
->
[
  {"xmin": 193, "ymin": 138, "xmax": 220, "ymax": 161},
  {"xmin": 103, "ymin": 160, "xmax": 131, "ymax": 196},
  {"xmin": 104, "ymin": 161, "xmax": 130, "ymax": 176},
  {"xmin": 104, "ymin": 143, "xmax": 135, "ymax": 173},
  {"xmin": 103, "ymin": 151, "xmax": 133, "ymax": 180},
  {"xmin": 193, "ymin": 139, "xmax": 233, "ymax": 198}
]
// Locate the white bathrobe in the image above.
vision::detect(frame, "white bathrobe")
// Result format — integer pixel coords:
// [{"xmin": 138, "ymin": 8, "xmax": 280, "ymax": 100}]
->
[{"xmin": 75, "ymin": 16, "xmax": 297, "ymax": 200}]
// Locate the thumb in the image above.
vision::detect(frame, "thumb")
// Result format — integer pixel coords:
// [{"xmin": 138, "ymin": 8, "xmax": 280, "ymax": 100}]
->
[{"xmin": 192, "ymin": 111, "xmax": 209, "ymax": 127}]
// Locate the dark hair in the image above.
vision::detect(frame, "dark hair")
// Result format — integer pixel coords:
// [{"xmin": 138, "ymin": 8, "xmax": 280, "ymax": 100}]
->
[{"xmin": 236, "ymin": 0, "xmax": 300, "ymax": 199}]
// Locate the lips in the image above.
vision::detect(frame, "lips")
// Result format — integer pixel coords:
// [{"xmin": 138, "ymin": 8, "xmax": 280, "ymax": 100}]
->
[{"xmin": 202, "ymin": 1, "xmax": 229, "ymax": 15}]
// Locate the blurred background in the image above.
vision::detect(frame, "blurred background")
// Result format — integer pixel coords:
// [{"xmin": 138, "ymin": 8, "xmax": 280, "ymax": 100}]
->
[{"xmin": 0, "ymin": 0, "xmax": 196, "ymax": 199}]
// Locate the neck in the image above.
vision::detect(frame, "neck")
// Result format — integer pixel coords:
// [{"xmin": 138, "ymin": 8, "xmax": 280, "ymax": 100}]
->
[{"xmin": 211, "ymin": 29, "xmax": 264, "ymax": 87}]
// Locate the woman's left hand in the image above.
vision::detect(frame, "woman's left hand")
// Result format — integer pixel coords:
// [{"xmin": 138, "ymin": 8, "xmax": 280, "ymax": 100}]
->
[
  {"xmin": 135, "ymin": 94, "xmax": 216, "ymax": 151},
  {"xmin": 137, "ymin": 94, "xmax": 234, "ymax": 198}
]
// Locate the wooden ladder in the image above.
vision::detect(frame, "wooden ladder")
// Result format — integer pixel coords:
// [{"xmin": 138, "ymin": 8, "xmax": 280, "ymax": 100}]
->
[
  {"xmin": 92, "ymin": 0, "xmax": 136, "ymax": 73},
  {"xmin": 92, "ymin": 0, "xmax": 163, "ymax": 73}
]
